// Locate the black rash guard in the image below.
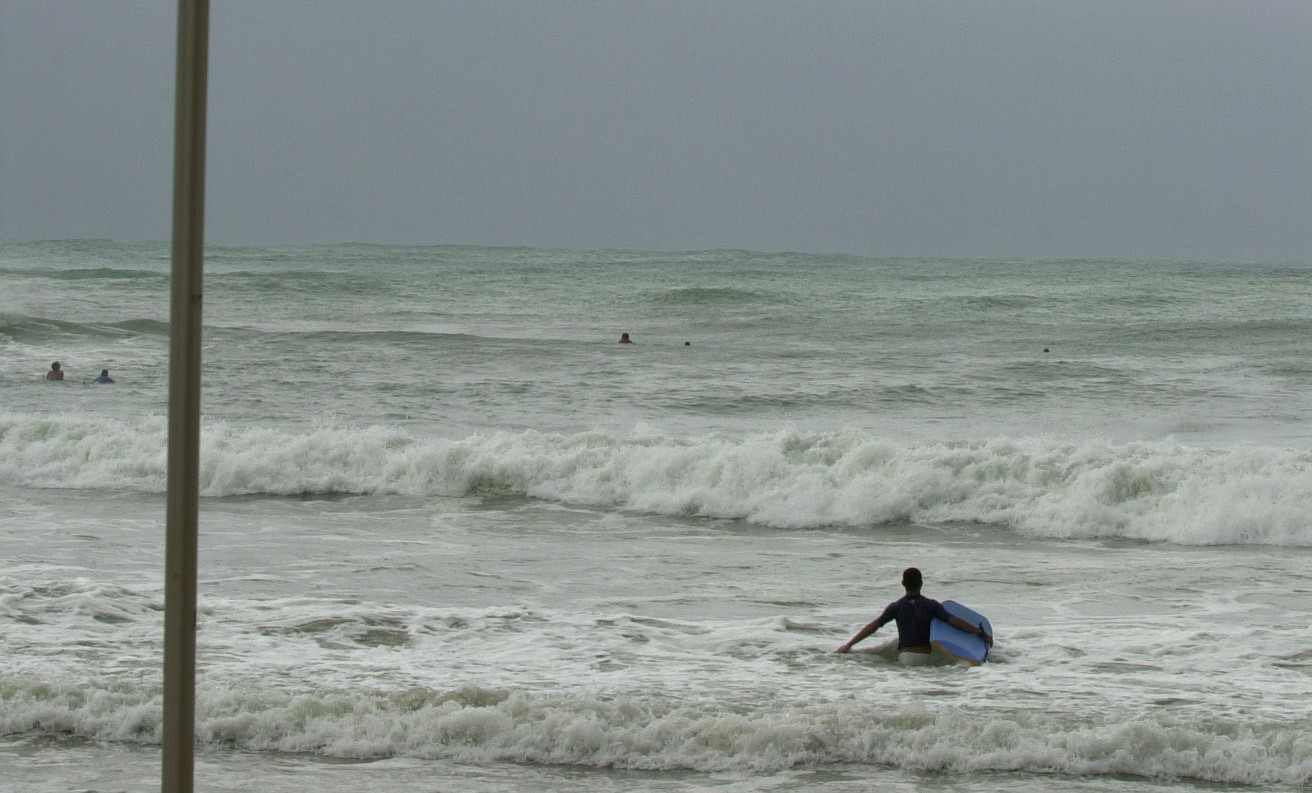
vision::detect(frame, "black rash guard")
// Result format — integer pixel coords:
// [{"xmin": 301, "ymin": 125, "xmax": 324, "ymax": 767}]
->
[{"xmin": 871, "ymin": 594, "xmax": 953, "ymax": 649}]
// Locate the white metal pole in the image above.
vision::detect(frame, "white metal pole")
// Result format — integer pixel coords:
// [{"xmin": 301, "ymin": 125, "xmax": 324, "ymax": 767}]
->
[{"xmin": 164, "ymin": 0, "xmax": 208, "ymax": 790}]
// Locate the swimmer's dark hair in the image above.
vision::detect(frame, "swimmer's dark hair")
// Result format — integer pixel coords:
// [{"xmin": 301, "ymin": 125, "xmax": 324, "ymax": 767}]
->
[{"xmin": 902, "ymin": 567, "xmax": 922, "ymax": 590}]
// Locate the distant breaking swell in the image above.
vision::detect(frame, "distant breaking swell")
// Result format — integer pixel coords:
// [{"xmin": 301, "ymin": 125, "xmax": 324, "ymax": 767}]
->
[{"xmin": 2, "ymin": 412, "xmax": 1311, "ymax": 546}]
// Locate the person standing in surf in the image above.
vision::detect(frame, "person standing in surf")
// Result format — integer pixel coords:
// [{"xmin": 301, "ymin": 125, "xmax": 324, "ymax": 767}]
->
[{"xmin": 836, "ymin": 567, "xmax": 991, "ymax": 665}]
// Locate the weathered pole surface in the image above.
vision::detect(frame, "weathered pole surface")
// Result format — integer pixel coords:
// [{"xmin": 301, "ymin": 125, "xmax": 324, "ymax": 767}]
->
[{"xmin": 163, "ymin": 0, "xmax": 208, "ymax": 790}]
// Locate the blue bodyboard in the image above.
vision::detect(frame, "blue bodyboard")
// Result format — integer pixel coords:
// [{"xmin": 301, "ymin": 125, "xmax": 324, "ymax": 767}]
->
[{"xmin": 930, "ymin": 600, "xmax": 992, "ymax": 665}]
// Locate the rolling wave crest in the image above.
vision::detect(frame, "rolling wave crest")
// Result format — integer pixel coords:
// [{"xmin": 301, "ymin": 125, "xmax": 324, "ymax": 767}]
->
[{"xmin": 2, "ymin": 413, "xmax": 1308, "ymax": 545}]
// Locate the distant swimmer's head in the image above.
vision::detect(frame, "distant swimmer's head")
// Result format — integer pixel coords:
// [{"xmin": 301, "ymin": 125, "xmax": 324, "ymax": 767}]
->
[
  {"xmin": 100, "ymin": 369, "xmax": 109, "ymax": 377},
  {"xmin": 619, "ymin": 332, "xmax": 633, "ymax": 343},
  {"xmin": 901, "ymin": 567, "xmax": 922, "ymax": 591},
  {"xmin": 51, "ymin": 362, "xmax": 61, "ymax": 370}
]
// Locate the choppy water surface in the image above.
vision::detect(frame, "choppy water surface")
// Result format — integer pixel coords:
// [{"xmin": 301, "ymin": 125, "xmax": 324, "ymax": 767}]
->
[{"xmin": 2, "ymin": 241, "xmax": 1310, "ymax": 790}]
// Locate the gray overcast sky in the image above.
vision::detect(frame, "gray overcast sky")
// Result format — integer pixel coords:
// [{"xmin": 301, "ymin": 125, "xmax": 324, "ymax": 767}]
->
[{"xmin": 2, "ymin": 1, "xmax": 1309, "ymax": 260}]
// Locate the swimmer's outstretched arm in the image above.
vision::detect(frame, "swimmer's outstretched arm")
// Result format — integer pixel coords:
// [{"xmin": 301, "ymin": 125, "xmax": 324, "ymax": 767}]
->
[{"xmin": 835, "ymin": 618, "xmax": 884, "ymax": 653}]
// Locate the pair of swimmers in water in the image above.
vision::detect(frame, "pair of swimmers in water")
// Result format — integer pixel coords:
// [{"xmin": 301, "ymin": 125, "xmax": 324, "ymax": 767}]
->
[
  {"xmin": 46, "ymin": 362, "xmax": 113, "ymax": 383},
  {"xmin": 619, "ymin": 333, "xmax": 691, "ymax": 346}
]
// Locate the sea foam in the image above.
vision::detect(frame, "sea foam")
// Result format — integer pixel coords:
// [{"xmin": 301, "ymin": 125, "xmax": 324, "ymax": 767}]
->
[
  {"xmin": 3, "ymin": 412, "xmax": 1310, "ymax": 546},
  {"xmin": 0, "ymin": 676, "xmax": 1308, "ymax": 786}
]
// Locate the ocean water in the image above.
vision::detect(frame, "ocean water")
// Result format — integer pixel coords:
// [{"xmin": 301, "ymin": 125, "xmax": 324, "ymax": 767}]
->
[{"xmin": 1, "ymin": 239, "xmax": 1310, "ymax": 792}]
